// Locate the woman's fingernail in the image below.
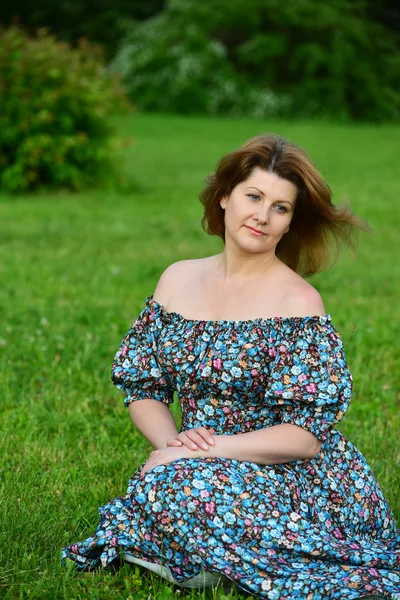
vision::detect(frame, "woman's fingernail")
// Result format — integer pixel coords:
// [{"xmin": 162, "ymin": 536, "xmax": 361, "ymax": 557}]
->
[
  {"xmin": 207, "ymin": 438, "xmax": 214, "ymax": 444},
  {"xmin": 191, "ymin": 444, "xmax": 197, "ymax": 449},
  {"xmin": 201, "ymin": 444, "xmax": 208, "ymax": 449}
]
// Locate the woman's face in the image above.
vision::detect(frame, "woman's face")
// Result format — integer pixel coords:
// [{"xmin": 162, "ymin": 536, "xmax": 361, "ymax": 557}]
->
[{"xmin": 220, "ymin": 167, "xmax": 297, "ymax": 252}]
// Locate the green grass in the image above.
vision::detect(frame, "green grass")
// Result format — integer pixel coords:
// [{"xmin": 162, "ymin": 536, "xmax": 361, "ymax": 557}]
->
[{"xmin": 0, "ymin": 112, "xmax": 399, "ymax": 599}]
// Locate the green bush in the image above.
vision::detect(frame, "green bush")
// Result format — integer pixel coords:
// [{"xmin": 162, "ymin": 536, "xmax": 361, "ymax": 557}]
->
[
  {"xmin": 0, "ymin": 26, "xmax": 131, "ymax": 193},
  {"xmin": 109, "ymin": 14, "xmax": 292, "ymax": 118},
  {"xmin": 111, "ymin": 0, "xmax": 400, "ymax": 122}
]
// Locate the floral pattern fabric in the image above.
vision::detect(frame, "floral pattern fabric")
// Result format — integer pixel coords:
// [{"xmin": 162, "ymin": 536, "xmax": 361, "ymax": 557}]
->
[{"xmin": 61, "ymin": 295, "xmax": 400, "ymax": 599}]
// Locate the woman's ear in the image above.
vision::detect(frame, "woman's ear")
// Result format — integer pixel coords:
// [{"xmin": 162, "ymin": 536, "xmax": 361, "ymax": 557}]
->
[{"xmin": 220, "ymin": 195, "xmax": 227, "ymax": 210}]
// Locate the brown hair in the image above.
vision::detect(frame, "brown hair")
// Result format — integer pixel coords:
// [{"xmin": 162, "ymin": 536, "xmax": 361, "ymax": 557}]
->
[{"xmin": 199, "ymin": 133, "xmax": 372, "ymax": 277}]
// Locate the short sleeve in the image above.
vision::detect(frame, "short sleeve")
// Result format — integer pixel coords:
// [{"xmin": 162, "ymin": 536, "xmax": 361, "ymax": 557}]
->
[
  {"xmin": 264, "ymin": 317, "xmax": 353, "ymax": 443},
  {"xmin": 111, "ymin": 303, "xmax": 175, "ymax": 407}
]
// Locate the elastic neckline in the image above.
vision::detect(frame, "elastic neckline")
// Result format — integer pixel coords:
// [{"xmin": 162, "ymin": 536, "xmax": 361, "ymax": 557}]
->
[{"xmin": 146, "ymin": 295, "xmax": 332, "ymax": 326}]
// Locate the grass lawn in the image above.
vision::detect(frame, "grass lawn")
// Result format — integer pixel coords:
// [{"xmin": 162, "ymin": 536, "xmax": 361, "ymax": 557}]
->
[{"xmin": 0, "ymin": 112, "xmax": 399, "ymax": 599}]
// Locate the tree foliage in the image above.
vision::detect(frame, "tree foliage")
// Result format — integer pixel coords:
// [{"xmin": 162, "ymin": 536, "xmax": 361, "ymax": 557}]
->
[
  {"xmin": 112, "ymin": 0, "xmax": 400, "ymax": 121},
  {"xmin": 0, "ymin": 0, "xmax": 166, "ymax": 58}
]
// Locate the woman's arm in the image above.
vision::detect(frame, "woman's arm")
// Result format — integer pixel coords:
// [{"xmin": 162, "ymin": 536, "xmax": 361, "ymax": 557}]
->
[
  {"xmin": 139, "ymin": 423, "xmax": 323, "ymax": 478},
  {"xmin": 128, "ymin": 399, "xmax": 179, "ymax": 450},
  {"xmin": 191, "ymin": 424, "xmax": 322, "ymax": 464}
]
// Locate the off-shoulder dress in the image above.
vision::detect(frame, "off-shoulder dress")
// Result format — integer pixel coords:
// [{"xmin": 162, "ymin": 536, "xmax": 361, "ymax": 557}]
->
[{"xmin": 61, "ymin": 295, "xmax": 400, "ymax": 599}]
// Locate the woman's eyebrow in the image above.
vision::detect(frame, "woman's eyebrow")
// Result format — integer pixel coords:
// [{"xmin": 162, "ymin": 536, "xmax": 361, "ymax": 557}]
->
[{"xmin": 245, "ymin": 186, "xmax": 293, "ymax": 206}]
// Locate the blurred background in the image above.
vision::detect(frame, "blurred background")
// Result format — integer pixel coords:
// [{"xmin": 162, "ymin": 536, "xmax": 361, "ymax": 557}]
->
[
  {"xmin": 0, "ymin": 2, "xmax": 399, "ymax": 599},
  {"xmin": 1, "ymin": 0, "xmax": 399, "ymax": 192}
]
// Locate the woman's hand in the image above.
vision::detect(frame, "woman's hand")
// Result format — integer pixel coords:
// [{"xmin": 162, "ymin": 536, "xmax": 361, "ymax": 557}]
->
[
  {"xmin": 166, "ymin": 427, "xmax": 216, "ymax": 451},
  {"xmin": 140, "ymin": 445, "xmax": 200, "ymax": 478}
]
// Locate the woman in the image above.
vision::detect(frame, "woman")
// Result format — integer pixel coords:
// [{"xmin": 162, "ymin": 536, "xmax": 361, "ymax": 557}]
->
[{"xmin": 61, "ymin": 134, "xmax": 400, "ymax": 599}]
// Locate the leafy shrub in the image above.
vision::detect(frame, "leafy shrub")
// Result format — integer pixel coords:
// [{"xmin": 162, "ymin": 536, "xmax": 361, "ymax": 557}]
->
[
  {"xmin": 111, "ymin": 0, "xmax": 400, "ymax": 122},
  {"xmin": 0, "ymin": 26, "xmax": 131, "ymax": 193},
  {"xmin": 109, "ymin": 14, "xmax": 292, "ymax": 118}
]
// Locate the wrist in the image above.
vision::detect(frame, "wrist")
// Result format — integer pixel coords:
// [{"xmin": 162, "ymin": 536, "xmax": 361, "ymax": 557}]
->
[
  {"xmin": 192, "ymin": 435, "xmax": 221, "ymax": 459},
  {"xmin": 180, "ymin": 446, "xmax": 204, "ymax": 459}
]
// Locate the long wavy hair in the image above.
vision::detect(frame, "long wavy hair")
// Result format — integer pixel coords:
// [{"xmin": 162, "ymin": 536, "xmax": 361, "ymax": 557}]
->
[{"xmin": 199, "ymin": 133, "xmax": 372, "ymax": 277}]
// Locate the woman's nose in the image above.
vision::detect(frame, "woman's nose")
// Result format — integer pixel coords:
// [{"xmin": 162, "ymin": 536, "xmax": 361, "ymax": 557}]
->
[{"xmin": 254, "ymin": 213, "xmax": 268, "ymax": 225}]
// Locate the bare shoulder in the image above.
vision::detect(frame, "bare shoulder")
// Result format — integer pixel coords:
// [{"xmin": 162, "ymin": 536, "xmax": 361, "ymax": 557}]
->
[
  {"xmin": 294, "ymin": 284, "xmax": 326, "ymax": 316},
  {"xmin": 152, "ymin": 258, "xmax": 201, "ymax": 306},
  {"xmin": 278, "ymin": 266, "xmax": 326, "ymax": 316},
  {"xmin": 286, "ymin": 279, "xmax": 326, "ymax": 317}
]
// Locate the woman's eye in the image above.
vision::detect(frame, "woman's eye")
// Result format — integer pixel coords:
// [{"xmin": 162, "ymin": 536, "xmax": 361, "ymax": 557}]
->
[{"xmin": 247, "ymin": 194, "xmax": 288, "ymax": 213}]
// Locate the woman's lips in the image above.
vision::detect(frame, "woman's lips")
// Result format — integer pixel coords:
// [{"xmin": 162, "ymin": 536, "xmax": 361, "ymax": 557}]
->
[{"xmin": 245, "ymin": 225, "xmax": 266, "ymax": 236}]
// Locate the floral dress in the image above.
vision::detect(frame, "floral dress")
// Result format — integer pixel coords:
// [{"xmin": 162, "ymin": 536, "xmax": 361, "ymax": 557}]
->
[{"xmin": 61, "ymin": 295, "xmax": 400, "ymax": 599}]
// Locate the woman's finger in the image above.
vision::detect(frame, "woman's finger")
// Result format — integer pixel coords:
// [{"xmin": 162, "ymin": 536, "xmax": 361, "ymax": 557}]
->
[
  {"xmin": 166, "ymin": 438, "xmax": 182, "ymax": 446},
  {"xmin": 166, "ymin": 427, "xmax": 216, "ymax": 450},
  {"xmin": 187, "ymin": 428, "xmax": 215, "ymax": 448},
  {"xmin": 199, "ymin": 427, "xmax": 215, "ymax": 444},
  {"xmin": 176, "ymin": 432, "xmax": 199, "ymax": 450},
  {"xmin": 185, "ymin": 431, "xmax": 211, "ymax": 450}
]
